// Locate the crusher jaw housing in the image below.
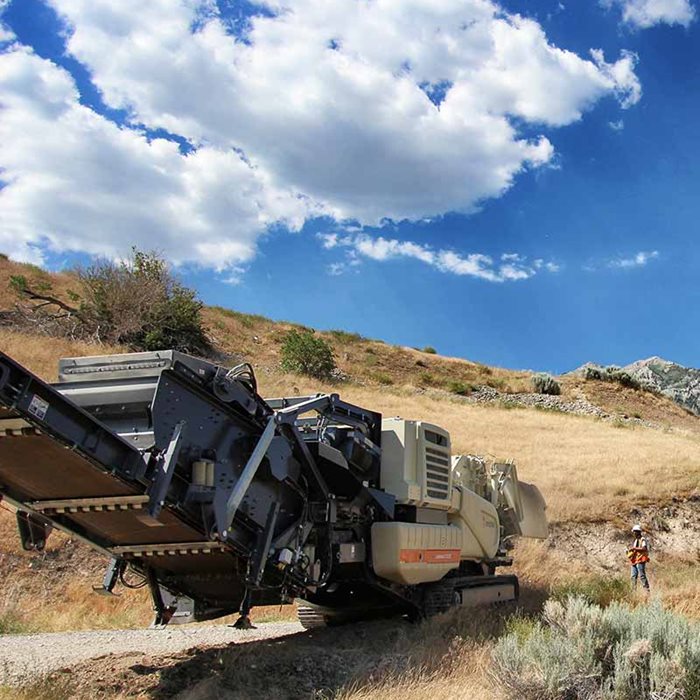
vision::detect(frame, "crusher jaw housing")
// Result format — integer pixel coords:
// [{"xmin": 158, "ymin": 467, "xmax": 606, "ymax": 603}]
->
[{"xmin": 0, "ymin": 350, "xmax": 547, "ymax": 627}]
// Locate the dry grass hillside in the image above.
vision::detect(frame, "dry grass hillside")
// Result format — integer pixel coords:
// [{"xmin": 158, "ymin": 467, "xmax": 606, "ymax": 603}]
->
[{"xmin": 0, "ymin": 256, "xmax": 699, "ymax": 700}]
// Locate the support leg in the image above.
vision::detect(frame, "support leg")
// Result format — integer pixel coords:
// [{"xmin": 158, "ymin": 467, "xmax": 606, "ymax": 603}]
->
[{"xmin": 232, "ymin": 588, "xmax": 256, "ymax": 630}]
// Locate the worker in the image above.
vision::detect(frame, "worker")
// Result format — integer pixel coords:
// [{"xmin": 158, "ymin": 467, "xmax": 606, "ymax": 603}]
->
[{"xmin": 627, "ymin": 524, "xmax": 650, "ymax": 591}]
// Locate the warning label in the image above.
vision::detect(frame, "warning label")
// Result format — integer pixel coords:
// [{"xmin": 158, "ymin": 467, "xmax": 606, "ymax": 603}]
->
[{"xmin": 27, "ymin": 394, "xmax": 49, "ymax": 421}]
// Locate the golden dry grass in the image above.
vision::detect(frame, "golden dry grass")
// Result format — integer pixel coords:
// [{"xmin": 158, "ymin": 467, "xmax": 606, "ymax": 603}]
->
[
  {"xmin": 0, "ymin": 328, "xmax": 123, "ymax": 381},
  {"xmin": 0, "ymin": 258, "xmax": 698, "ymax": 700},
  {"xmin": 256, "ymin": 373, "xmax": 700, "ymax": 523},
  {"xmin": 336, "ymin": 640, "xmax": 497, "ymax": 700}
]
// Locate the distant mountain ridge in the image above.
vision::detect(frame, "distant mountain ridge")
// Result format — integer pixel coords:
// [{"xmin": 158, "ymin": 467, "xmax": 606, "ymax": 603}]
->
[{"xmin": 623, "ymin": 357, "xmax": 700, "ymax": 416}]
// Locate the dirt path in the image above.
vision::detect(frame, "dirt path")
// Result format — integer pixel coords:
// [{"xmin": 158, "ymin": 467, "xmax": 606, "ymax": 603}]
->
[{"xmin": 0, "ymin": 622, "xmax": 304, "ymax": 685}]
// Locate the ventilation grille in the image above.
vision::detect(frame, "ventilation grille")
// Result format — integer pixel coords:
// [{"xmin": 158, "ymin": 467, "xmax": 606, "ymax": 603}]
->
[{"xmin": 425, "ymin": 445, "xmax": 450, "ymax": 500}]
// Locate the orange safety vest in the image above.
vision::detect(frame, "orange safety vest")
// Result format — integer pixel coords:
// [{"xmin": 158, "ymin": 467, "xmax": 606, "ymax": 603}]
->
[{"xmin": 627, "ymin": 537, "xmax": 650, "ymax": 565}]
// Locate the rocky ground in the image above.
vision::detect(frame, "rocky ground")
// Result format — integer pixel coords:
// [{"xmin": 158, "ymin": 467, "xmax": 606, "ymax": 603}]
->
[{"xmin": 453, "ymin": 386, "xmax": 664, "ymax": 429}]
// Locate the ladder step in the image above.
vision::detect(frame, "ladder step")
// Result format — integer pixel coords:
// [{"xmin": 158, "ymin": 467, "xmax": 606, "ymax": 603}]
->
[
  {"xmin": 0, "ymin": 418, "xmax": 39, "ymax": 437},
  {"xmin": 110, "ymin": 541, "xmax": 228, "ymax": 558},
  {"xmin": 31, "ymin": 495, "xmax": 150, "ymax": 514}
]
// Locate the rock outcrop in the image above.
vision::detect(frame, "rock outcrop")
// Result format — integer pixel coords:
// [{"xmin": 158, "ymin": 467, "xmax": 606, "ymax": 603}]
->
[{"xmin": 624, "ymin": 357, "xmax": 700, "ymax": 416}]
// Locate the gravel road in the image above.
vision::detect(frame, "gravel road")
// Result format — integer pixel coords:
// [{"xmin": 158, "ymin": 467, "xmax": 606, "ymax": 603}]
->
[{"xmin": 0, "ymin": 622, "xmax": 304, "ymax": 684}]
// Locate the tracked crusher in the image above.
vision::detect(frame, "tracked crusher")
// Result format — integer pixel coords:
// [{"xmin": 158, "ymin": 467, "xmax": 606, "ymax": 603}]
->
[{"xmin": 0, "ymin": 350, "xmax": 547, "ymax": 628}]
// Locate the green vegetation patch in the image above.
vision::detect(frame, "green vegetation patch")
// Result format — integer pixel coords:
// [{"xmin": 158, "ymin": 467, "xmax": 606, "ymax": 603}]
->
[
  {"xmin": 532, "ymin": 373, "xmax": 561, "ymax": 396},
  {"xmin": 493, "ymin": 597, "xmax": 700, "ymax": 700},
  {"xmin": 584, "ymin": 365, "xmax": 645, "ymax": 391},
  {"xmin": 447, "ymin": 380, "xmax": 472, "ymax": 396},
  {"xmin": 9, "ymin": 249, "xmax": 210, "ymax": 355},
  {"xmin": 550, "ymin": 575, "xmax": 630, "ymax": 608},
  {"xmin": 370, "ymin": 372, "xmax": 394, "ymax": 386},
  {"xmin": 280, "ymin": 329, "xmax": 337, "ymax": 380}
]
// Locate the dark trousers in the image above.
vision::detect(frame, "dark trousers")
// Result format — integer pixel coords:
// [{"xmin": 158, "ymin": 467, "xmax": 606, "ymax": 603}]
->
[{"xmin": 631, "ymin": 562, "xmax": 650, "ymax": 590}]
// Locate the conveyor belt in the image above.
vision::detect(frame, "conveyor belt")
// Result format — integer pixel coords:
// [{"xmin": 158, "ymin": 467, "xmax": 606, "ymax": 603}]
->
[{"xmin": 0, "ymin": 352, "xmax": 207, "ymax": 550}]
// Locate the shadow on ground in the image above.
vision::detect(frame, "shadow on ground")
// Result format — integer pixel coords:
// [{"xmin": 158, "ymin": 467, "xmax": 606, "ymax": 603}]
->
[{"xmin": 59, "ymin": 586, "xmax": 549, "ymax": 700}]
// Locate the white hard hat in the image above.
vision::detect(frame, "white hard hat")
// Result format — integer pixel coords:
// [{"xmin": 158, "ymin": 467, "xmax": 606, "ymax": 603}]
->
[{"xmin": 632, "ymin": 524, "xmax": 642, "ymax": 532}]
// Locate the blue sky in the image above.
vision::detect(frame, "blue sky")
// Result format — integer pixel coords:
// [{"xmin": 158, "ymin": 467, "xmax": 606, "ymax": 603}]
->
[{"xmin": 0, "ymin": 0, "xmax": 698, "ymax": 372}]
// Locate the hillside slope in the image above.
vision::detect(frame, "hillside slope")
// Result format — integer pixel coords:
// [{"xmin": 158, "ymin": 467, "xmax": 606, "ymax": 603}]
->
[
  {"xmin": 0, "ymin": 256, "xmax": 698, "ymax": 640},
  {"xmin": 2, "ymin": 256, "xmax": 696, "ymax": 433}
]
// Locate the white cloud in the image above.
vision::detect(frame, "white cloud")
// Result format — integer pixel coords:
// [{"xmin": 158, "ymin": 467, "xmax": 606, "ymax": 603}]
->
[
  {"xmin": 0, "ymin": 0, "xmax": 643, "ymax": 270},
  {"xmin": 609, "ymin": 119, "xmax": 625, "ymax": 131},
  {"xmin": 0, "ymin": 0, "xmax": 14, "ymax": 43},
  {"xmin": 0, "ymin": 46, "xmax": 312, "ymax": 267},
  {"xmin": 608, "ymin": 250, "xmax": 660, "ymax": 268},
  {"xmin": 318, "ymin": 233, "xmax": 558, "ymax": 283},
  {"xmin": 605, "ymin": 0, "xmax": 695, "ymax": 28}
]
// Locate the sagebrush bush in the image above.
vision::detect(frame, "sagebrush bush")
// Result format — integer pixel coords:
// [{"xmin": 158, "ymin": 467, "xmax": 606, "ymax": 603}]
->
[
  {"xmin": 532, "ymin": 373, "xmax": 561, "ymax": 396},
  {"xmin": 583, "ymin": 365, "xmax": 643, "ymax": 391},
  {"xmin": 493, "ymin": 597, "xmax": 700, "ymax": 700},
  {"xmin": 584, "ymin": 366, "xmax": 604, "ymax": 381},
  {"xmin": 422, "ymin": 346, "xmax": 437, "ymax": 354},
  {"xmin": 280, "ymin": 329, "xmax": 336, "ymax": 380},
  {"xmin": 610, "ymin": 370, "xmax": 641, "ymax": 390}
]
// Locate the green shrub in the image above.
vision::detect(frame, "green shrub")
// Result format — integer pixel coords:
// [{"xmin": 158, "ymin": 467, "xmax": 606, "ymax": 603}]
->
[
  {"xmin": 418, "ymin": 371, "xmax": 441, "ymax": 387},
  {"xmin": 448, "ymin": 380, "xmax": 472, "ymax": 396},
  {"xmin": 611, "ymin": 371, "xmax": 641, "ymax": 390},
  {"xmin": 551, "ymin": 576, "xmax": 630, "ymax": 608},
  {"xmin": 0, "ymin": 608, "xmax": 29, "ymax": 635},
  {"xmin": 9, "ymin": 249, "xmax": 210, "ymax": 355},
  {"xmin": 583, "ymin": 366, "xmax": 604, "ymax": 381},
  {"xmin": 422, "ymin": 346, "xmax": 437, "ymax": 354},
  {"xmin": 280, "ymin": 329, "xmax": 336, "ymax": 380},
  {"xmin": 583, "ymin": 365, "xmax": 642, "ymax": 391},
  {"xmin": 532, "ymin": 373, "xmax": 561, "ymax": 396},
  {"xmin": 493, "ymin": 597, "xmax": 700, "ymax": 700},
  {"xmin": 77, "ymin": 249, "xmax": 210, "ymax": 354},
  {"xmin": 371, "ymin": 372, "xmax": 393, "ymax": 386}
]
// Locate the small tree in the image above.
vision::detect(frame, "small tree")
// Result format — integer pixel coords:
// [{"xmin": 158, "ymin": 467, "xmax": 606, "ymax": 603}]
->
[
  {"xmin": 9, "ymin": 249, "xmax": 210, "ymax": 355},
  {"xmin": 532, "ymin": 373, "xmax": 561, "ymax": 396},
  {"xmin": 280, "ymin": 329, "xmax": 336, "ymax": 380}
]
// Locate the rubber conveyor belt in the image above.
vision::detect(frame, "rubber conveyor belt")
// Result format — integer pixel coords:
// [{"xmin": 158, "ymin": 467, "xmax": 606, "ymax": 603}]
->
[{"xmin": 0, "ymin": 351, "xmax": 208, "ymax": 553}]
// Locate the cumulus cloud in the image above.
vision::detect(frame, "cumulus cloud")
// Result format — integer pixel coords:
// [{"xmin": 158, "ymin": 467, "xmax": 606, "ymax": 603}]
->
[
  {"xmin": 0, "ymin": 47, "xmax": 312, "ymax": 266},
  {"xmin": 608, "ymin": 250, "xmax": 660, "ymax": 268},
  {"xmin": 0, "ymin": 0, "xmax": 643, "ymax": 270},
  {"xmin": 605, "ymin": 0, "xmax": 695, "ymax": 28},
  {"xmin": 318, "ymin": 233, "xmax": 558, "ymax": 283}
]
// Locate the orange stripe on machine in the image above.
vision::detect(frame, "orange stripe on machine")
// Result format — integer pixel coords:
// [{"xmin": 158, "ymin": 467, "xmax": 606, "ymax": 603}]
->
[{"xmin": 399, "ymin": 548, "xmax": 461, "ymax": 564}]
